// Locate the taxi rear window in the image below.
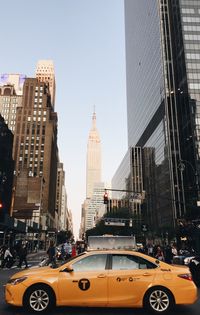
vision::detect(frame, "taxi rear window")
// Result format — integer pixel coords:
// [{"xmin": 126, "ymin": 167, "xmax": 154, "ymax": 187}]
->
[{"xmin": 111, "ymin": 254, "xmax": 157, "ymax": 270}]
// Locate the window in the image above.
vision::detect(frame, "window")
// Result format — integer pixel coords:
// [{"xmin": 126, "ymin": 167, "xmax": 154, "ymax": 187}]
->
[
  {"xmin": 182, "ymin": 8, "xmax": 194, "ymax": 14},
  {"xmin": 189, "ymin": 83, "xmax": 200, "ymax": 89},
  {"xmin": 72, "ymin": 254, "xmax": 107, "ymax": 272},
  {"xmin": 111, "ymin": 254, "xmax": 157, "ymax": 270},
  {"xmin": 185, "ymin": 34, "xmax": 200, "ymax": 41}
]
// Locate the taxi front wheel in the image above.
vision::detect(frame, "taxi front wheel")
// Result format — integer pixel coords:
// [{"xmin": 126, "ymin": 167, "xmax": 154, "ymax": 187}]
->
[
  {"xmin": 143, "ymin": 286, "xmax": 175, "ymax": 314},
  {"xmin": 23, "ymin": 284, "xmax": 56, "ymax": 313}
]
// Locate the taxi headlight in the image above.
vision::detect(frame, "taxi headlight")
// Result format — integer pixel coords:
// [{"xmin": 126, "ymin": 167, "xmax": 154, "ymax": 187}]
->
[{"xmin": 7, "ymin": 276, "xmax": 27, "ymax": 285}]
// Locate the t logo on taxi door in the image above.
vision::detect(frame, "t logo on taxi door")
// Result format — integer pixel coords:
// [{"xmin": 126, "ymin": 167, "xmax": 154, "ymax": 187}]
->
[{"xmin": 78, "ymin": 278, "xmax": 90, "ymax": 291}]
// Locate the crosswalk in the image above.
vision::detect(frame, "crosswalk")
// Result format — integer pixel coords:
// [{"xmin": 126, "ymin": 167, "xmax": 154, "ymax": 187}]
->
[{"xmin": 1, "ymin": 259, "xmax": 42, "ymax": 270}]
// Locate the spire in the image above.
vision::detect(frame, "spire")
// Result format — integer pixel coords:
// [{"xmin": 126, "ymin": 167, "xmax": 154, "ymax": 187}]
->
[{"xmin": 92, "ymin": 106, "xmax": 96, "ymax": 129}]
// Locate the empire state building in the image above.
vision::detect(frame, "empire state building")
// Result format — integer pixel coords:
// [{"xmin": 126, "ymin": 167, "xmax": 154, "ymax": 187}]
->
[{"xmin": 86, "ymin": 111, "xmax": 101, "ymax": 199}]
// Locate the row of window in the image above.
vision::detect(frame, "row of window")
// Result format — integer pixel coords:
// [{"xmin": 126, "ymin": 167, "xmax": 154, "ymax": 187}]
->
[
  {"xmin": 35, "ymin": 92, "xmax": 43, "ymax": 97},
  {"xmin": 189, "ymin": 82, "xmax": 200, "ymax": 89},
  {"xmin": 1, "ymin": 103, "xmax": 17, "ymax": 107},
  {"xmin": 2, "ymin": 115, "xmax": 16, "ymax": 123},
  {"xmin": 184, "ymin": 25, "xmax": 200, "ymax": 31},
  {"xmin": 33, "ymin": 110, "xmax": 46, "ymax": 115},
  {"xmin": 182, "ymin": 8, "xmax": 195, "ymax": 14},
  {"xmin": 1, "ymin": 108, "xmax": 16, "ymax": 114},
  {"xmin": 35, "ymin": 86, "xmax": 43, "ymax": 91},
  {"xmin": 27, "ymin": 116, "xmax": 46, "ymax": 122},
  {"xmin": 33, "ymin": 104, "xmax": 43, "ymax": 109},
  {"xmin": 185, "ymin": 43, "xmax": 200, "ymax": 49},
  {"xmin": 182, "ymin": 0, "xmax": 200, "ymax": 6},
  {"xmin": 34, "ymin": 98, "xmax": 43, "ymax": 103},
  {"xmin": 188, "ymin": 72, "xmax": 200, "ymax": 79},
  {"xmin": 183, "ymin": 16, "xmax": 200, "ymax": 23},
  {"xmin": 187, "ymin": 62, "xmax": 200, "ymax": 69},
  {"xmin": 186, "ymin": 53, "xmax": 200, "ymax": 59},
  {"xmin": 185, "ymin": 34, "xmax": 200, "ymax": 40}
]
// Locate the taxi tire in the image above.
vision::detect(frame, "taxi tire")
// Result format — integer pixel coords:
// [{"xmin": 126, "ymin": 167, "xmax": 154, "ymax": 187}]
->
[
  {"xmin": 23, "ymin": 284, "xmax": 56, "ymax": 313},
  {"xmin": 143, "ymin": 286, "xmax": 175, "ymax": 314}
]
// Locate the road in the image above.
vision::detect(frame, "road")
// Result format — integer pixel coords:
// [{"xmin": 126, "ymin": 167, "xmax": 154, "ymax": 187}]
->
[{"xmin": 0, "ymin": 251, "xmax": 200, "ymax": 315}]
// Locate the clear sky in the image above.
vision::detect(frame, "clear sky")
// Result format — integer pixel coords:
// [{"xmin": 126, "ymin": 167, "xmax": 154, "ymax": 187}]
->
[{"xmin": 0, "ymin": 0, "xmax": 127, "ymax": 238}]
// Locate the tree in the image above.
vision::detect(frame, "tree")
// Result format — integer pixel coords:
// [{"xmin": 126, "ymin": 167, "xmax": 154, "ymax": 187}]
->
[{"xmin": 86, "ymin": 207, "xmax": 139, "ymax": 238}]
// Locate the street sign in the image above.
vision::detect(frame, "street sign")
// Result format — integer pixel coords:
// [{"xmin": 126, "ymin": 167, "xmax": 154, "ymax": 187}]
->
[{"xmin": 104, "ymin": 218, "xmax": 126, "ymax": 226}]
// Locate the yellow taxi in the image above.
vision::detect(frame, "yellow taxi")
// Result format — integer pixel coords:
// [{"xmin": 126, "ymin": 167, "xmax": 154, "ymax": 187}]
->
[{"xmin": 5, "ymin": 250, "xmax": 197, "ymax": 313}]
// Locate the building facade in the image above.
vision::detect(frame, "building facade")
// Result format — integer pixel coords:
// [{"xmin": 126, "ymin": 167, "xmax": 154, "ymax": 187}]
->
[
  {"xmin": 0, "ymin": 114, "xmax": 14, "ymax": 222},
  {"xmin": 0, "ymin": 74, "xmax": 25, "ymax": 133},
  {"xmin": 85, "ymin": 182, "xmax": 106, "ymax": 230},
  {"xmin": 12, "ymin": 78, "xmax": 58, "ymax": 231},
  {"xmin": 35, "ymin": 60, "xmax": 56, "ymax": 108},
  {"xmin": 112, "ymin": 0, "xmax": 200, "ymax": 235}
]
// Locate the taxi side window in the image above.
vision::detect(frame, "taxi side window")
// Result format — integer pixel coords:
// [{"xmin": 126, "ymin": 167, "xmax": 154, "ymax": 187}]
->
[
  {"xmin": 137, "ymin": 257, "xmax": 157, "ymax": 269},
  {"xmin": 72, "ymin": 254, "xmax": 107, "ymax": 272},
  {"xmin": 112, "ymin": 254, "xmax": 139, "ymax": 270},
  {"xmin": 112, "ymin": 255, "xmax": 157, "ymax": 270}
]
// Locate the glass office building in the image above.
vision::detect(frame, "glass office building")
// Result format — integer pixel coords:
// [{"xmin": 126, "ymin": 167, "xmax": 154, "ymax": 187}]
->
[{"xmin": 113, "ymin": 0, "xmax": 200, "ymax": 232}]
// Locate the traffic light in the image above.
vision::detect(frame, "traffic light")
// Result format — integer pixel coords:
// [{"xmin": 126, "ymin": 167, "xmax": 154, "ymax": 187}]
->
[
  {"xmin": 104, "ymin": 192, "xmax": 108, "ymax": 204},
  {"xmin": 0, "ymin": 200, "xmax": 5, "ymax": 222}
]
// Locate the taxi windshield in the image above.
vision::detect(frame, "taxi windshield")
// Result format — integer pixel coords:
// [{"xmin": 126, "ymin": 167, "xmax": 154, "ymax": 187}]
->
[{"xmin": 54, "ymin": 252, "xmax": 87, "ymax": 268}]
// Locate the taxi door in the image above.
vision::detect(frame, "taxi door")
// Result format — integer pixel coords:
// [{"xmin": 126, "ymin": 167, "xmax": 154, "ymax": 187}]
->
[
  {"xmin": 107, "ymin": 254, "xmax": 157, "ymax": 307},
  {"xmin": 58, "ymin": 253, "xmax": 108, "ymax": 306}
]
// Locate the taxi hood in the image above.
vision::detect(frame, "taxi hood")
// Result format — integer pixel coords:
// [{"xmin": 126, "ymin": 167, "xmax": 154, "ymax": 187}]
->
[{"xmin": 10, "ymin": 266, "xmax": 53, "ymax": 279}]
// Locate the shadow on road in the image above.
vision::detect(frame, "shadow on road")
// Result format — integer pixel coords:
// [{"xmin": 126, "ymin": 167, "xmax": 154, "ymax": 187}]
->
[{"xmin": 3, "ymin": 304, "xmax": 198, "ymax": 315}]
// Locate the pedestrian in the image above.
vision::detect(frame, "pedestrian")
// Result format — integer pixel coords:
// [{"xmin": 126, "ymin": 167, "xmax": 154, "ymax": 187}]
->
[
  {"xmin": 171, "ymin": 243, "xmax": 178, "ymax": 256},
  {"xmin": 2, "ymin": 246, "xmax": 13, "ymax": 268},
  {"xmin": 60, "ymin": 244, "xmax": 66, "ymax": 260},
  {"xmin": 18, "ymin": 242, "xmax": 28, "ymax": 268},
  {"xmin": 71, "ymin": 244, "xmax": 77, "ymax": 257},
  {"xmin": 189, "ymin": 256, "xmax": 200, "ymax": 287},
  {"xmin": 155, "ymin": 246, "xmax": 165, "ymax": 261},
  {"xmin": 164, "ymin": 245, "xmax": 173, "ymax": 264},
  {"xmin": 146, "ymin": 242, "xmax": 154, "ymax": 257},
  {"xmin": 0, "ymin": 246, "xmax": 6, "ymax": 268},
  {"xmin": 47, "ymin": 240, "xmax": 56, "ymax": 267}
]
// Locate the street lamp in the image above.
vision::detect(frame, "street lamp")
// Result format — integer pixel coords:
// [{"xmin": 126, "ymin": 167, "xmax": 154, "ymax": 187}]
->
[
  {"xmin": 178, "ymin": 159, "xmax": 200, "ymax": 213},
  {"xmin": 178, "ymin": 159, "xmax": 198, "ymax": 188}
]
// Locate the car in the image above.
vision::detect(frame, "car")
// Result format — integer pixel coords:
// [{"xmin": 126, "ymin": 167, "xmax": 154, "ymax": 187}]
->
[
  {"xmin": 5, "ymin": 250, "xmax": 197, "ymax": 313},
  {"xmin": 189, "ymin": 256, "xmax": 200, "ymax": 287}
]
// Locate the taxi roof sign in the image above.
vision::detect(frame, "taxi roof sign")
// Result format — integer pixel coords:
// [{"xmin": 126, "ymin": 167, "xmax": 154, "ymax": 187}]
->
[{"xmin": 88, "ymin": 235, "xmax": 136, "ymax": 250}]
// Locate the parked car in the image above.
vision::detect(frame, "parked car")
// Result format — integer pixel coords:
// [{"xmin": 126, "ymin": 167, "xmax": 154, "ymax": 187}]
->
[
  {"xmin": 5, "ymin": 250, "xmax": 197, "ymax": 313},
  {"xmin": 189, "ymin": 256, "xmax": 200, "ymax": 287}
]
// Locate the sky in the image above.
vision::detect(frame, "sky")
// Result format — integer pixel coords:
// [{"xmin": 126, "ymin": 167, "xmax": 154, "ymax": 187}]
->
[{"xmin": 0, "ymin": 0, "xmax": 127, "ymax": 238}]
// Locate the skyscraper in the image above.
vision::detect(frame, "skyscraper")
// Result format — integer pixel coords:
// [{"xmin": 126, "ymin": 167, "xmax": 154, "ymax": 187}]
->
[
  {"xmin": 36, "ymin": 60, "xmax": 56, "ymax": 108},
  {"xmin": 0, "ymin": 74, "xmax": 26, "ymax": 133},
  {"xmin": 86, "ymin": 111, "xmax": 101, "ymax": 199},
  {"xmin": 81, "ymin": 111, "xmax": 104, "ymax": 233},
  {"xmin": 113, "ymin": 0, "xmax": 200, "ymax": 232},
  {"xmin": 12, "ymin": 78, "xmax": 58, "ymax": 231}
]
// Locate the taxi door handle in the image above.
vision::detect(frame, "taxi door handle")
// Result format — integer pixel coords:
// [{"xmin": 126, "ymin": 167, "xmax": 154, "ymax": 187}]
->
[
  {"xmin": 97, "ymin": 274, "xmax": 106, "ymax": 278},
  {"xmin": 142, "ymin": 272, "xmax": 151, "ymax": 276}
]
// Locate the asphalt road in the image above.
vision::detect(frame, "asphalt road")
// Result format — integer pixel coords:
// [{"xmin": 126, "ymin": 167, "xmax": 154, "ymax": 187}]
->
[{"xmin": 0, "ymin": 252, "xmax": 200, "ymax": 315}]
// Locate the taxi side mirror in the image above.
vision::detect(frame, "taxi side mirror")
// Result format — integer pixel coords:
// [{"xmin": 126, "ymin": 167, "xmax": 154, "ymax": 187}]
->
[{"xmin": 61, "ymin": 264, "xmax": 74, "ymax": 273}]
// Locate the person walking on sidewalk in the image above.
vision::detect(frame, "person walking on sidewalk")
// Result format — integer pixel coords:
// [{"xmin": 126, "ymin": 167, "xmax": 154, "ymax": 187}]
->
[
  {"xmin": 2, "ymin": 246, "xmax": 13, "ymax": 268},
  {"xmin": 18, "ymin": 242, "xmax": 28, "ymax": 268},
  {"xmin": 47, "ymin": 240, "xmax": 56, "ymax": 267}
]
